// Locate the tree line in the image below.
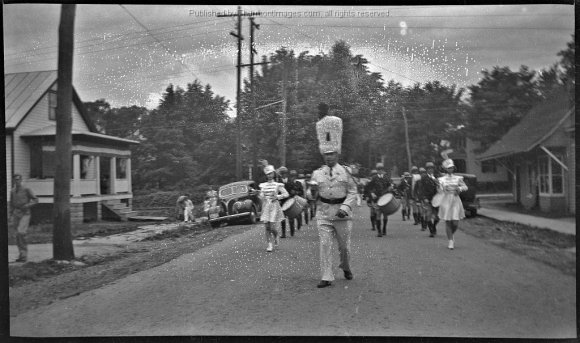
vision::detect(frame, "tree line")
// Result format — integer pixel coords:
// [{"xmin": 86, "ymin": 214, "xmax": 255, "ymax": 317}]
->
[{"xmin": 85, "ymin": 36, "xmax": 574, "ymax": 194}]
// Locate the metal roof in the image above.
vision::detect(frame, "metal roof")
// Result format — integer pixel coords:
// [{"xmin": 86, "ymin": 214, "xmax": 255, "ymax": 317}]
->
[
  {"xmin": 20, "ymin": 125, "xmax": 139, "ymax": 145},
  {"xmin": 477, "ymin": 94, "xmax": 573, "ymax": 161},
  {"xmin": 4, "ymin": 70, "xmax": 97, "ymax": 132},
  {"xmin": 5, "ymin": 70, "xmax": 58, "ymax": 129}
]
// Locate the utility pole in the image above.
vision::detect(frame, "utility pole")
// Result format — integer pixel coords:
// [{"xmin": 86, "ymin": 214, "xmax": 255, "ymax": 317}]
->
[
  {"xmin": 53, "ymin": 4, "xmax": 76, "ymax": 261},
  {"xmin": 249, "ymin": 17, "xmax": 259, "ymax": 181},
  {"xmin": 402, "ymin": 106, "xmax": 413, "ymax": 171},
  {"xmin": 218, "ymin": 6, "xmax": 243, "ymax": 179},
  {"xmin": 218, "ymin": 7, "xmax": 259, "ymax": 179},
  {"xmin": 280, "ymin": 60, "xmax": 288, "ymax": 167}
]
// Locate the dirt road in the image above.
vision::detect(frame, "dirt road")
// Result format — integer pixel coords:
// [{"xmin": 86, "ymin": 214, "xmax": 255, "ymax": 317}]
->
[{"xmin": 11, "ymin": 207, "xmax": 576, "ymax": 338}]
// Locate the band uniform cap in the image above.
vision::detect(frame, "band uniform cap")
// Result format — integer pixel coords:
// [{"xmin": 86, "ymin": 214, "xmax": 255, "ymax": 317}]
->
[
  {"xmin": 442, "ymin": 159, "xmax": 455, "ymax": 169},
  {"xmin": 290, "ymin": 170, "xmax": 298, "ymax": 175},
  {"xmin": 419, "ymin": 167, "xmax": 427, "ymax": 173},
  {"xmin": 278, "ymin": 166, "xmax": 288, "ymax": 173},
  {"xmin": 264, "ymin": 165, "xmax": 276, "ymax": 175},
  {"xmin": 425, "ymin": 162, "xmax": 435, "ymax": 168},
  {"xmin": 376, "ymin": 162, "xmax": 384, "ymax": 169},
  {"xmin": 411, "ymin": 166, "xmax": 419, "ymax": 171},
  {"xmin": 370, "ymin": 169, "xmax": 378, "ymax": 175},
  {"xmin": 403, "ymin": 172, "xmax": 411, "ymax": 177},
  {"xmin": 305, "ymin": 173, "xmax": 312, "ymax": 178},
  {"xmin": 316, "ymin": 115, "xmax": 343, "ymax": 155},
  {"xmin": 298, "ymin": 173, "xmax": 305, "ymax": 178}
]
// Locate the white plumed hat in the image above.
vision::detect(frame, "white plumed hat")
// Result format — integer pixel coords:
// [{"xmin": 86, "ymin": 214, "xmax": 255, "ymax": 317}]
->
[
  {"xmin": 316, "ymin": 115, "xmax": 343, "ymax": 154},
  {"xmin": 263, "ymin": 165, "xmax": 276, "ymax": 175},
  {"xmin": 442, "ymin": 159, "xmax": 455, "ymax": 169}
]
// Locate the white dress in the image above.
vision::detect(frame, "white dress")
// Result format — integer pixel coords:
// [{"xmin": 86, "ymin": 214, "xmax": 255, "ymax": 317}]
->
[
  {"xmin": 259, "ymin": 181, "xmax": 289, "ymax": 223},
  {"xmin": 437, "ymin": 174, "xmax": 468, "ymax": 221}
]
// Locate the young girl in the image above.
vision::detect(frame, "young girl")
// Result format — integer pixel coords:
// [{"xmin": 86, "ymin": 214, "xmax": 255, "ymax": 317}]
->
[
  {"xmin": 259, "ymin": 165, "xmax": 289, "ymax": 252},
  {"xmin": 437, "ymin": 159, "xmax": 468, "ymax": 250}
]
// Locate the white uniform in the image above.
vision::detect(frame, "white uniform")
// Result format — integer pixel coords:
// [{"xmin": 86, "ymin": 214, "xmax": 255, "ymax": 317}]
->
[
  {"xmin": 437, "ymin": 174, "xmax": 468, "ymax": 221},
  {"xmin": 311, "ymin": 164, "xmax": 358, "ymax": 282}
]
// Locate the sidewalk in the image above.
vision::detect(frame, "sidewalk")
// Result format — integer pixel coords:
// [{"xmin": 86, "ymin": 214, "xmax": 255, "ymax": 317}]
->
[
  {"xmin": 478, "ymin": 207, "xmax": 576, "ymax": 236},
  {"xmin": 8, "ymin": 222, "xmax": 185, "ymax": 264}
]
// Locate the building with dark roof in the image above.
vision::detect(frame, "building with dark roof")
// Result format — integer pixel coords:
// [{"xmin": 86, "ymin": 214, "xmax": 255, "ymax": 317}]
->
[
  {"xmin": 5, "ymin": 71, "xmax": 139, "ymax": 223},
  {"xmin": 477, "ymin": 93, "xmax": 575, "ymax": 214}
]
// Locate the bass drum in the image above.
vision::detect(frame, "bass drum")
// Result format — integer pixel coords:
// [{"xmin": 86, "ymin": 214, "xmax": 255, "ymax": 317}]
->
[
  {"xmin": 281, "ymin": 197, "xmax": 303, "ymax": 219},
  {"xmin": 376, "ymin": 193, "xmax": 401, "ymax": 216}
]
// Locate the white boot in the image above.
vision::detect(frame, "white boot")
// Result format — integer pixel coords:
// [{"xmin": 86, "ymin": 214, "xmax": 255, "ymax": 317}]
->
[
  {"xmin": 267, "ymin": 243, "xmax": 273, "ymax": 252},
  {"xmin": 448, "ymin": 240, "xmax": 454, "ymax": 250}
]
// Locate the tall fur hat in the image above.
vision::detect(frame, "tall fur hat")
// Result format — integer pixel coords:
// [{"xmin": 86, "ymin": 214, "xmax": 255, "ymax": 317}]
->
[{"xmin": 316, "ymin": 115, "xmax": 343, "ymax": 154}]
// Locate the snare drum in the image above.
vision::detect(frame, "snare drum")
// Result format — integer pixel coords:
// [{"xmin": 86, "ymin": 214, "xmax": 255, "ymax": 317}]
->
[
  {"xmin": 376, "ymin": 193, "xmax": 401, "ymax": 216},
  {"xmin": 281, "ymin": 198, "xmax": 303, "ymax": 219}
]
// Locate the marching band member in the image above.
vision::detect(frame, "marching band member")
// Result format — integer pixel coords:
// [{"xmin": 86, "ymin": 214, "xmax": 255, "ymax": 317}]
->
[
  {"xmin": 410, "ymin": 166, "xmax": 421, "ymax": 225},
  {"xmin": 437, "ymin": 159, "xmax": 468, "ymax": 250},
  {"xmin": 311, "ymin": 104, "xmax": 358, "ymax": 288},
  {"xmin": 259, "ymin": 165, "xmax": 289, "ymax": 252},
  {"xmin": 397, "ymin": 172, "xmax": 412, "ymax": 221},
  {"xmin": 364, "ymin": 163, "xmax": 394, "ymax": 237},
  {"xmin": 417, "ymin": 162, "xmax": 440, "ymax": 237}
]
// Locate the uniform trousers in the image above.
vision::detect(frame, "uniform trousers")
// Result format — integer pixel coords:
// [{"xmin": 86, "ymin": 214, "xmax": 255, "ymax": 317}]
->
[
  {"xmin": 318, "ymin": 221, "xmax": 352, "ymax": 281},
  {"xmin": 11, "ymin": 212, "xmax": 31, "ymax": 259}
]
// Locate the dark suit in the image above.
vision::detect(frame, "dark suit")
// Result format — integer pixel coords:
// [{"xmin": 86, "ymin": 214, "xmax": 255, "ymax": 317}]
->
[
  {"xmin": 364, "ymin": 174, "xmax": 393, "ymax": 236},
  {"xmin": 416, "ymin": 174, "xmax": 440, "ymax": 234}
]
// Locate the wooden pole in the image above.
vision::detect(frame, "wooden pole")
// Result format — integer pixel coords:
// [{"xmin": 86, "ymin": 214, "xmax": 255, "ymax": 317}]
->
[
  {"xmin": 280, "ymin": 61, "xmax": 287, "ymax": 167},
  {"xmin": 53, "ymin": 4, "xmax": 76, "ymax": 261},
  {"xmin": 250, "ymin": 17, "xmax": 259, "ymax": 181},
  {"xmin": 402, "ymin": 106, "xmax": 413, "ymax": 172}
]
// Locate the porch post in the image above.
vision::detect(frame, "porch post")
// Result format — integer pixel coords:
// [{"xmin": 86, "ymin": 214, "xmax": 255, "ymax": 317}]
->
[
  {"xmin": 72, "ymin": 153, "xmax": 81, "ymax": 197},
  {"xmin": 126, "ymin": 157, "xmax": 132, "ymax": 194},
  {"xmin": 95, "ymin": 156, "xmax": 101, "ymax": 195},
  {"xmin": 109, "ymin": 156, "xmax": 116, "ymax": 194}
]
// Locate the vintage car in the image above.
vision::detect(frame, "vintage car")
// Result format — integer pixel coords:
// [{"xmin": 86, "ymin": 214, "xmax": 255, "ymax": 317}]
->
[
  {"xmin": 207, "ymin": 181, "xmax": 262, "ymax": 228},
  {"xmin": 456, "ymin": 173, "xmax": 480, "ymax": 217}
]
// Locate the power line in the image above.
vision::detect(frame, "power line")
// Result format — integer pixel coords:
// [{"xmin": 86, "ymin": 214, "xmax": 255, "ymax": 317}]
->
[
  {"xmin": 5, "ymin": 28, "xmax": 229, "ymax": 68},
  {"xmin": 261, "ymin": 23, "xmax": 572, "ymax": 31},
  {"xmin": 4, "ymin": 17, "xmax": 229, "ymax": 59}
]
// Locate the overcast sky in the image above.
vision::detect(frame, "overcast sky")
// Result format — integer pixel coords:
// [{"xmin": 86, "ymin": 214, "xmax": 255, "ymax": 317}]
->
[{"xmin": 3, "ymin": 4, "xmax": 574, "ymax": 113}]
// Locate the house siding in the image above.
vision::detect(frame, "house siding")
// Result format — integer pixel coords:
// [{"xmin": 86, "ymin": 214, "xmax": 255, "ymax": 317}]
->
[{"xmin": 12, "ymin": 89, "xmax": 90, "ymax": 179}]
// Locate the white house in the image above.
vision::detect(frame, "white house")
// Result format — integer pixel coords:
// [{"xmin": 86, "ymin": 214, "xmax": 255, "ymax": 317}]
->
[{"xmin": 5, "ymin": 70, "xmax": 139, "ymax": 224}]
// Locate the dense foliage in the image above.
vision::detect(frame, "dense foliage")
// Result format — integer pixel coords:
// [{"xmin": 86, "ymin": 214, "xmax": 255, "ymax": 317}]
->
[{"xmin": 85, "ymin": 36, "xmax": 574, "ymax": 191}]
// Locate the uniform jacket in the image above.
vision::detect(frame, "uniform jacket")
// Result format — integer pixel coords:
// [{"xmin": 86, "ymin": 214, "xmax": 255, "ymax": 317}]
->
[
  {"xmin": 364, "ymin": 174, "xmax": 393, "ymax": 202},
  {"xmin": 277, "ymin": 176, "xmax": 304, "ymax": 205},
  {"xmin": 416, "ymin": 174, "xmax": 439, "ymax": 202},
  {"xmin": 311, "ymin": 164, "xmax": 358, "ymax": 223},
  {"xmin": 397, "ymin": 178, "xmax": 412, "ymax": 198}
]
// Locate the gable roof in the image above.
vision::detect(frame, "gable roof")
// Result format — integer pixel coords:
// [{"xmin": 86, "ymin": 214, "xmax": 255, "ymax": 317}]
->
[
  {"xmin": 5, "ymin": 70, "xmax": 96, "ymax": 132},
  {"xmin": 477, "ymin": 94, "xmax": 573, "ymax": 161}
]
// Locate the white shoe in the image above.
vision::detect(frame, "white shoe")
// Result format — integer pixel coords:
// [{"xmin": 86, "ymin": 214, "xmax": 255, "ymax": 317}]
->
[
  {"xmin": 448, "ymin": 240, "xmax": 454, "ymax": 250},
  {"xmin": 267, "ymin": 243, "xmax": 273, "ymax": 252}
]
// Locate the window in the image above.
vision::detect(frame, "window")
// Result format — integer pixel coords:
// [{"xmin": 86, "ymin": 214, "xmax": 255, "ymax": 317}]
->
[
  {"xmin": 481, "ymin": 160, "xmax": 497, "ymax": 173},
  {"xmin": 527, "ymin": 163, "xmax": 536, "ymax": 192},
  {"xmin": 551, "ymin": 156, "xmax": 563, "ymax": 194},
  {"xmin": 453, "ymin": 159, "xmax": 466, "ymax": 173},
  {"xmin": 538, "ymin": 154, "xmax": 564, "ymax": 195},
  {"xmin": 42, "ymin": 150, "xmax": 57, "ymax": 178},
  {"xmin": 116, "ymin": 157, "xmax": 127, "ymax": 179},
  {"xmin": 48, "ymin": 91, "xmax": 57, "ymax": 121}
]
